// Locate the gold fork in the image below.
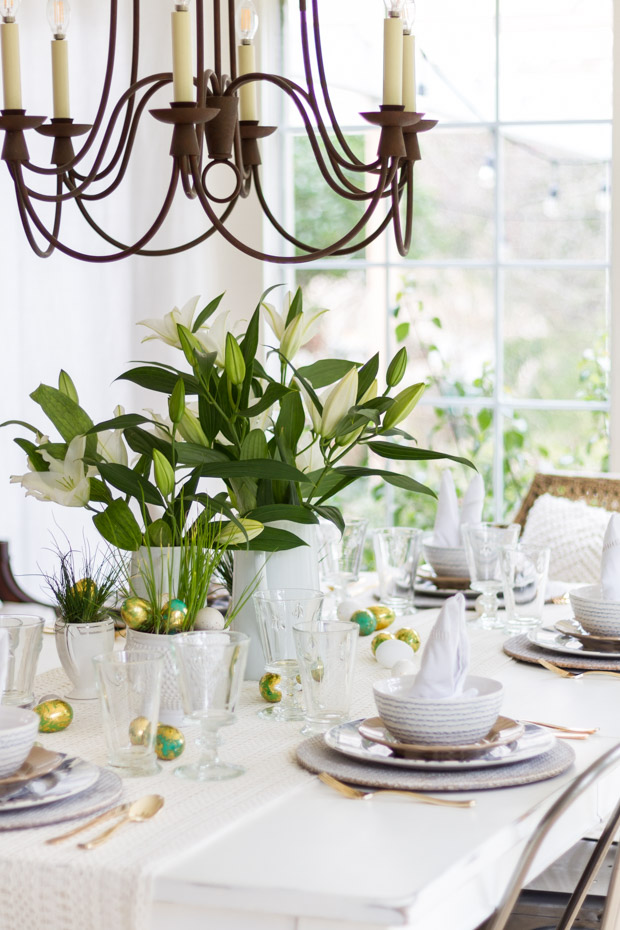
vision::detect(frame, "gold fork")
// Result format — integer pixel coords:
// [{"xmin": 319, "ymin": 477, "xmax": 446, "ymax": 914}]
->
[
  {"xmin": 318, "ymin": 772, "xmax": 475, "ymax": 808},
  {"xmin": 539, "ymin": 659, "xmax": 620, "ymax": 680},
  {"xmin": 523, "ymin": 720, "xmax": 599, "ymax": 735}
]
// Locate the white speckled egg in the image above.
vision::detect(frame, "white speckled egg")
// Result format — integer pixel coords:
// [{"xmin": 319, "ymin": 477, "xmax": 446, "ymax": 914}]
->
[
  {"xmin": 390, "ymin": 659, "xmax": 417, "ymax": 678},
  {"xmin": 194, "ymin": 607, "xmax": 226, "ymax": 631},
  {"xmin": 375, "ymin": 638, "xmax": 415, "ymax": 669},
  {"xmin": 337, "ymin": 598, "xmax": 365, "ymax": 622}
]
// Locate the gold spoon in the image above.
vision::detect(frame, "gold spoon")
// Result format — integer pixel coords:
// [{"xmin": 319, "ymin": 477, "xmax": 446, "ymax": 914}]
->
[
  {"xmin": 539, "ymin": 659, "xmax": 620, "ymax": 680},
  {"xmin": 318, "ymin": 772, "xmax": 475, "ymax": 808},
  {"xmin": 78, "ymin": 795, "xmax": 164, "ymax": 850}
]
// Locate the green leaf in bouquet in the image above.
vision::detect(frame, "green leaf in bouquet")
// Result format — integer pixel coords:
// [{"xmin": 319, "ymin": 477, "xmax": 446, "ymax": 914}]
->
[
  {"xmin": 177, "ymin": 324, "xmax": 205, "ymax": 370},
  {"xmin": 117, "ymin": 366, "xmax": 200, "ymax": 395},
  {"xmin": 239, "ymin": 382, "xmax": 291, "ymax": 418},
  {"xmin": 334, "ymin": 465, "xmax": 438, "ymax": 497},
  {"xmin": 88, "ymin": 477, "xmax": 112, "ymax": 503},
  {"xmin": 197, "ymin": 458, "xmax": 310, "ymax": 483},
  {"xmin": 192, "ymin": 293, "xmax": 225, "ymax": 331},
  {"xmin": 241, "ymin": 429, "xmax": 270, "ymax": 461},
  {"xmin": 276, "ymin": 391, "xmax": 305, "ymax": 452},
  {"xmin": 312, "ymin": 504, "xmax": 345, "ymax": 536},
  {"xmin": 30, "ymin": 384, "xmax": 94, "ymax": 445},
  {"xmin": 38, "ymin": 441, "xmax": 68, "ymax": 461},
  {"xmin": 175, "ymin": 443, "xmax": 231, "ymax": 466},
  {"xmin": 0, "ymin": 418, "xmax": 41, "ymax": 434},
  {"xmin": 296, "ymin": 359, "xmax": 357, "ymax": 389},
  {"xmin": 14, "ymin": 438, "xmax": 47, "ymax": 471},
  {"xmin": 194, "ymin": 349, "xmax": 218, "ymax": 383},
  {"xmin": 146, "ymin": 518, "xmax": 174, "ymax": 547},
  {"xmin": 230, "ymin": 526, "xmax": 308, "ymax": 552},
  {"xmin": 364, "ymin": 441, "xmax": 475, "ymax": 470},
  {"xmin": 198, "ymin": 393, "xmax": 222, "ymax": 444},
  {"xmin": 246, "ymin": 504, "xmax": 318, "ymax": 525},
  {"xmin": 98, "ymin": 463, "xmax": 164, "ymax": 507},
  {"xmin": 92, "ymin": 499, "xmax": 142, "ymax": 551},
  {"xmin": 85, "ymin": 414, "xmax": 151, "ymax": 435},
  {"xmin": 124, "ymin": 427, "xmax": 173, "ymax": 460},
  {"xmin": 357, "ymin": 353, "xmax": 379, "ymax": 399},
  {"xmin": 285, "ymin": 286, "xmax": 304, "ymax": 327},
  {"xmin": 58, "ymin": 370, "xmax": 79, "ymax": 403},
  {"xmin": 241, "ymin": 307, "xmax": 260, "ymax": 368}
]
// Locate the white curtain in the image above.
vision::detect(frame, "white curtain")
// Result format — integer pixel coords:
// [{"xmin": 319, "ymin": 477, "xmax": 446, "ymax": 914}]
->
[{"xmin": 0, "ymin": 0, "xmax": 265, "ymax": 599}]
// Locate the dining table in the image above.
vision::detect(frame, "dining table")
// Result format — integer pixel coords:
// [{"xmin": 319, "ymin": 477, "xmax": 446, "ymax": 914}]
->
[{"xmin": 1, "ymin": 596, "xmax": 620, "ymax": 930}]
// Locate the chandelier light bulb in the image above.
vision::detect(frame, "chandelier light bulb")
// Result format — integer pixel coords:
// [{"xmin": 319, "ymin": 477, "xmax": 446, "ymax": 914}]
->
[
  {"xmin": 236, "ymin": 1, "xmax": 258, "ymax": 43},
  {"xmin": 0, "ymin": 0, "xmax": 20, "ymax": 23},
  {"xmin": 383, "ymin": 0, "xmax": 405, "ymax": 17},
  {"xmin": 47, "ymin": 0, "xmax": 70, "ymax": 38},
  {"xmin": 174, "ymin": 1, "xmax": 191, "ymax": 11},
  {"xmin": 403, "ymin": 0, "xmax": 416, "ymax": 34}
]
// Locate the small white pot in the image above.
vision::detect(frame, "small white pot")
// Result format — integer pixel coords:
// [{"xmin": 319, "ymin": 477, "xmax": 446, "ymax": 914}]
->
[
  {"xmin": 124, "ymin": 627, "xmax": 184, "ymax": 726},
  {"xmin": 129, "ymin": 546, "xmax": 183, "ymax": 601},
  {"xmin": 54, "ymin": 617, "xmax": 115, "ymax": 700}
]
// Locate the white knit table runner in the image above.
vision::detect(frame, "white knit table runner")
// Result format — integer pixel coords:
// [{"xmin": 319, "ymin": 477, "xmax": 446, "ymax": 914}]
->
[{"xmin": 0, "ymin": 610, "xmax": 514, "ymax": 930}]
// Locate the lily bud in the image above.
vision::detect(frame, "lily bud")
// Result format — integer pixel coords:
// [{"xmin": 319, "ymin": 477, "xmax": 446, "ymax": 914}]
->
[
  {"xmin": 360, "ymin": 379, "xmax": 378, "ymax": 404},
  {"xmin": 382, "ymin": 382, "xmax": 425, "ymax": 430},
  {"xmin": 386, "ymin": 347, "xmax": 408, "ymax": 388},
  {"xmin": 225, "ymin": 332, "xmax": 246, "ymax": 385},
  {"xmin": 58, "ymin": 370, "xmax": 79, "ymax": 404},
  {"xmin": 219, "ymin": 518, "xmax": 264, "ymax": 546},
  {"xmin": 168, "ymin": 378, "xmax": 186, "ymax": 425},
  {"xmin": 176, "ymin": 409, "xmax": 209, "ymax": 447},
  {"xmin": 320, "ymin": 367, "xmax": 359, "ymax": 439},
  {"xmin": 152, "ymin": 449, "xmax": 175, "ymax": 498},
  {"xmin": 295, "ymin": 378, "xmax": 322, "ymax": 433}
]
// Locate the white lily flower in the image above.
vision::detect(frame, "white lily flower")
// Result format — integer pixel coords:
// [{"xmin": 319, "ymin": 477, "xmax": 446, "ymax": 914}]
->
[
  {"xmin": 138, "ymin": 295, "xmax": 200, "ymax": 348},
  {"xmin": 294, "ymin": 378, "xmax": 322, "ymax": 433},
  {"xmin": 262, "ymin": 294, "xmax": 328, "ymax": 361},
  {"xmin": 196, "ymin": 311, "xmax": 233, "ymax": 367},
  {"xmin": 144, "ymin": 409, "xmax": 173, "ymax": 442},
  {"xmin": 320, "ymin": 367, "xmax": 359, "ymax": 439},
  {"xmin": 10, "ymin": 435, "xmax": 91, "ymax": 508},
  {"xmin": 97, "ymin": 405, "xmax": 128, "ymax": 466}
]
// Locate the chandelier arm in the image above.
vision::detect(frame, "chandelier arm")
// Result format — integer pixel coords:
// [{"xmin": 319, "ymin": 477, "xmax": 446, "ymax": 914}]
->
[
  {"xmin": 9, "ymin": 165, "xmax": 59, "ymax": 257},
  {"xmin": 329, "ymin": 204, "xmax": 398, "ymax": 256},
  {"xmin": 391, "ymin": 161, "xmax": 414, "ymax": 256},
  {"xmin": 190, "ymin": 154, "xmax": 392, "ymax": 262},
  {"xmin": 15, "ymin": 162, "xmax": 183, "ymax": 262}
]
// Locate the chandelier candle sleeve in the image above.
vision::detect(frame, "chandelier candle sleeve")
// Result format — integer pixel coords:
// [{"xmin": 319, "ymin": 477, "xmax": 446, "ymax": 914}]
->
[
  {"xmin": 48, "ymin": 0, "xmax": 70, "ymax": 118},
  {"xmin": 402, "ymin": 32, "xmax": 415, "ymax": 111},
  {"xmin": 171, "ymin": 3, "xmax": 194, "ymax": 102},
  {"xmin": 237, "ymin": 1, "xmax": 258, "ymax": 121},
  {"xmin": 382, "ymin": 6, "xmax": 403, "ymax": 106},
  {"xmin": 0, "ymin": 20, "xmax": 21, "ymax": 110}
]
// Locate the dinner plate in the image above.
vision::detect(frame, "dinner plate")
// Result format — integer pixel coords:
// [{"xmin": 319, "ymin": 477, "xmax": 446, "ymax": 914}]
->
[
  {"xmin": 416, "ymin": 564, "xmax": 473, "ymax": 592},
  {"xmin": 554, "ymin": 619, "xmax": 620, "ymax": 653},
  {"xmin": 358, "ymin": 715, "xmax": 525, "ymax": 760},
  {"xmin": 527, "ymin": 627, "xmax": 620, "ymax": 660},
  {"xmin": 324, "ymin": 719, "xmax": 555, "ymax": 771},
  {"xmin": 0, "ymin": 746, "xmax": 64, "ymax": 787},
  {"xmin": 0, "ymin": 759, "xmax": 100, "ymax": 812}
]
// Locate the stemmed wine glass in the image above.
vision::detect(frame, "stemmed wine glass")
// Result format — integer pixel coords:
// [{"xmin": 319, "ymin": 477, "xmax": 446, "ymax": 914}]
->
[
  {"xmin": 253, "ymin": 589, "xmax": 324, "ymax": 721},
  {"xmin": 461, "ymin": 523, "xmax": 520, "ymax": 628},
  {"xmin": 172, "ymin": 630, "xmax": 249, "ymax": 781}
]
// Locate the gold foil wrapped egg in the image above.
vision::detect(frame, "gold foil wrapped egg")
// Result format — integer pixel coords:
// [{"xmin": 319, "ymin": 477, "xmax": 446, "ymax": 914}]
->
[
  {"xmin": 34, "ymin": 699, "xmax": 73, "ymax": 733},
  {"xmin": 155, "ymin": 724, "xmax": 185, "ymax": 760},
  {"xmin": 395, "ymin": 627, "xmax": 421, "ymax": 652},
  {"xmin": 259, "ymin": 673, "xmax": 282, "ymax": 703},
  {"xmin": 310, "ymin": 659, "xmax": 324, "ymax": 682},
  {"xmin": 129, "ymin": 715, "xmax": 152, "ymax": 746},
  {"xmin": 162, "ymin": 599, "xmax": 188, "ymax": 633},
  {"xmin": 69, "ymin": 577, "xmax": 98, "ymax": 599},
  {"xmin": 120, "ymin": 596, "xmax": 153, "ymax": 631},
  {"xmin": 350, "ymin": 609, "xmax": 377, "ymax": 637},
  {"xmin": 371, "ymin": 631, "xmax": 395, "ymax": 656},
  {"xmin": 368, "ymin": 604, "xmax": 396, "ymax": 630}
]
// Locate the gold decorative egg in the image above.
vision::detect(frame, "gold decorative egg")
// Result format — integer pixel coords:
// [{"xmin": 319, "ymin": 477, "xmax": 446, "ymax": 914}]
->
[
  {"xmin": 70, "ymin": 577, "xmax": 98, "ymax": 599},
  {"xmin": 128, "ymin": 715, "xmax": 152, "ymax": 746},
  {"xmin": 155, "ymin": 724, "xmax": 185, "ymax": 760},
  {"xmin": 34, "ymin": 699, "xmax": 73, "ymax": 733},
  {"xmin": 368, "ymin": 604, "xmax": 396, "ymax": 630},
  {"xmin": 162, "ymin": 598, "xmax": 188, "ymax": 633},
  {"xmin": 259, "ymin": 673, "xmax": 282, "ymax": 703},
  {"xmin": 120, "ymin": 596, "xmax": 153, "ymax": 631},
  {"xmin": 310, "ymin": 659, "xmax": 324, "ymax": 682},
  {"xmin": 371, "ymin": 631, "xmax": 396, "ymax": 656},
  {"xmin": 395, "ymin": 627, "xmax": 421, "ymax": 652}
]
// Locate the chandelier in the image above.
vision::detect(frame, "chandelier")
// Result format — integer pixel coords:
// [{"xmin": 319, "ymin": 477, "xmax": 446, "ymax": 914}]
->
[{"xmin": 0, "ymin": 0, "xmax": 435, "ymax": 264}]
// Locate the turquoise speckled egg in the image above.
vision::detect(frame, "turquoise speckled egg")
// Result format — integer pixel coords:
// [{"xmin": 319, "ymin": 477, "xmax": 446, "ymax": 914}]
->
[
  {"xmin": 155, "ymin": 724, "xmax": 185, "ymax": 760},
  {"xmin": 350, "ymin": 609, "xmax": 377, "ymax": 637}
]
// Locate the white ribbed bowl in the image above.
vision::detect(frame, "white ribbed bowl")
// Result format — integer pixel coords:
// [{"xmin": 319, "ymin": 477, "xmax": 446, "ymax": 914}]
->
[
  {"xmin": 0, "ymin": 707, "xmax": 39, "ymax": 777},
  {"xmin": 373, "ymin": 675, "xmax": 503, "ymax": 745},
  {"xmin": 422, "ymin": 540, "xmax": 470, "ymax": 580},
  {"xmin": 569, "ymin": 585, "xmax": 620, "ymax": 637}
]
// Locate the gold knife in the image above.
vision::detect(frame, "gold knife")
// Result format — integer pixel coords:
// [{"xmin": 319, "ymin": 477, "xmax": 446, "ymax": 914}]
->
[{"xmin": 45, "ymin": 802, "xmax": 131, "ymax": 845}]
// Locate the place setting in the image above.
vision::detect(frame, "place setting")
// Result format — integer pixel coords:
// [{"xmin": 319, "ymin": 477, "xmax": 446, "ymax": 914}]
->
[{"xmin": 297, "ymin": 592, "xmax": 576, "ymax": 795}]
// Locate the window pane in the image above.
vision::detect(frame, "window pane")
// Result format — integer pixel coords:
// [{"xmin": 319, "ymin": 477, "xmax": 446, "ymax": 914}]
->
[
  {"xmin": 503, "ymin": 269, "xmax": 608, "ymax": 400},
  {"xmin": 499, "ymin": 0, "xmax": 612, "ymax": 122},
  {"xmin": 502, "ymin": 126, "xmax": 611, "ymax": 263},
  {"xmin": 391, "ymin": 269, "xmax": 495, "ymax": 400}
]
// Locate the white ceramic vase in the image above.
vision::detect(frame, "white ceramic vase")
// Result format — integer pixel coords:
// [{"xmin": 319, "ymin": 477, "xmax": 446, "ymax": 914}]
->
[
  {"xmin": 124, "ymin": 627, "xmax": 184, "ymax": 726},
  {"xmin": 54, "ymin": 617, "xmax": 115, "ymax": 700},
  {"xmin": 129, "ymin": 546, "xmax": 183, "ymax": 600},
  {"xmin": 230, "ymin": 520, "xmax": 321, "ymax": 681}
]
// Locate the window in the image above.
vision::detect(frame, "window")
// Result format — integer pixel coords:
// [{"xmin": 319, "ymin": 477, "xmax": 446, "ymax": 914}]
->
[{"xmin": 271, "ymin": 0, "xmax": 612, "ymax": 525}]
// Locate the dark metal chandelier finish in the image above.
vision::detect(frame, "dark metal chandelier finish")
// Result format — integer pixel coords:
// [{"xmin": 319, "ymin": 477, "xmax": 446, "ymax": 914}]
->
[{"xmin": 0, "ymin": 0, "xmax": 436, "ymax": 264}]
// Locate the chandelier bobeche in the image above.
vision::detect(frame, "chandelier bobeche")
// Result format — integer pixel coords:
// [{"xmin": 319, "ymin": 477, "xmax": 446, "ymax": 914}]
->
[{"xmin": 0, "ymin": 0, "xmax": 435, "ymax": 264}]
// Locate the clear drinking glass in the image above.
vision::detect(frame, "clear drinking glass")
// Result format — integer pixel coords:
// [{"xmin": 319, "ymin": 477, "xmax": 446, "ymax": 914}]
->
[
  {"xmin": 172, "ymin": 630, "xmax": 249, "ymax": 781},
  {"xmin": 293, "ymin": 619, "xmax": 358, "ymax": 735},
  {"xmin": 500, "ymin": 544, "xmax": 550, "ymax": 633},
  {"xmin": 461, "ymin": 523, "xmax": 521, "ymax": 629},
  {"xmin": 93, "ymin": 651, "xmax": 164, "ymax": 777},
  {"xmin": 372, "ymin": 528, "xmax": 423, "ymax": 613},
  {"xmin": 253, "ymin": 589, "xmax": 324, "ymax": 722},
  {"xmin": 0, "ymin": 615, "xmax": 44, "ymax": 706},
  {"xmin": 318, "ymin": 518, "xmax": 368, "ymax": 617}
]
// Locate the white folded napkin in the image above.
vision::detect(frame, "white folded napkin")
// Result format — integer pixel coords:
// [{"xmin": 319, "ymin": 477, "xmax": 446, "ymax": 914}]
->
[
  {"xmin": 601, "ymin": 514, "xmax": 620, "ymax": 600},
  {"xmin": 0, "ymin": 628, "xmax": 8, "ymax": 698},
  {"xmin": 432, "ymin": 471, "xmax": 485, "ymax": 547},
  {"xmin": 409, "ymin": 593, "xmax": 473, "ymax": 699}
]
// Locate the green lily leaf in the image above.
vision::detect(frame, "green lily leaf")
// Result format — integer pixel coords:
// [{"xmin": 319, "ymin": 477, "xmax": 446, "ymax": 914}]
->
[
  {"xmin": 245, "ymin": 504, "xmax": 318, "ymax": 525},
  {"xmin": 192, "ymin": 293, "xmax": 225, "ymax": 331},
  {"xmin": 357, "ymin": 353, "xmax": 379, "ymax": 400},
  {"xmin": 124, "ymin": 427, "xmax": 173, "ymax": 460},
  {"xmin": 296, "ymin": 359, "xmax": 357, "ymax": 389},
  {"xmin": 276, "ymin": 390, "xmax": 305, "ymax": 453},
  {"xmin": 145, "ymin": 519, "xmax": 174, "ymax": 547},
  {"xmin": 92, "ymin": 499, "xmax": 142, "ymax": 551},
  {"xmin": 88, "ymin": 477, "xmax": 112, "ymax": 503},
  {"xmin": 85, "ymin": 414, "xmax": 151, "ymax": 435},
  {"xmin": 334, "ymin": 465, "xmax": 438, "ymax": 497},
  {"xmin": 230, "ymin": 526, "xmax": 308, "ymax": 552},
  {"xmin": 14, "ymin": 438, "xmax": 47, "ymax": 472},
  {"xmin": 98, "ymin": 463, "xmax": 164, "ymax": 507},
  {"xmin": 312, "ymin": 504, "xmax": 345, "ymax": 535},
  {"xmin": 365, "ymin": 441, "xmax": 475, "ymax": 470},
  {"xmin": 240, "ymin": 430, "xmax": 270, "ymax": 461},
  {"xmin": 30, "ymin": 384, "xmax": 94, "ymax": 445},
  {"xmin": 285, "ymin": 287, "xmax": 304, "ymax": 327},
  {"xmin": 0, "ymin": 419, "xmax": 41, "ymax": 434},
  {"xmin": 117, "ymin": 367, "xmax": 200, "ymax": 395},
  {"xmin": 239, "ymin": 382, "xmax": 292, "ymax": 418},
  {"xmin": 175, "ymin": 444, "xmax": 231, "ymax": 467},
  {"xmin": 197, "ymin": 459, "xmax": 311, "ymax": 483}
]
